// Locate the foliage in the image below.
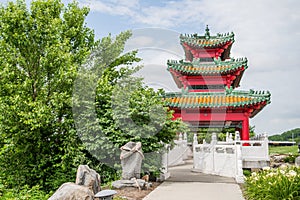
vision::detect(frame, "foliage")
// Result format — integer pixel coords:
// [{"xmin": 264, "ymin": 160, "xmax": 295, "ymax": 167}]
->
[
  {"xmin": 244, "ymin": 166, "xmax": 300, "ymax": 200},
  {"xmin": 73, "ymin": 30, "xmax": 187, "ymax": 176},
  {"xmin": 0, "ymin": 0, "xmax": 95, "ymax": 191},
  {"xmin": 243, "ymin": 169, "xmax": 252, "ymax": 177},
  {"xmin": 0, "ymin": 185, "xmax": 50, "ymax": 200},
  {"xmin": 269, "ymin": 128, "xmax": 300, "ymax": 143},
  {"xmin": 269, "ymin": 145, "xmax": 298, "ymax": 155},
  {"xmin": 283, "ymin": 154, "xmax": 298, "ymax": 163},
  {"xmin": 0, "ymin": 0, "xmax": 186, "ymax": 195}
]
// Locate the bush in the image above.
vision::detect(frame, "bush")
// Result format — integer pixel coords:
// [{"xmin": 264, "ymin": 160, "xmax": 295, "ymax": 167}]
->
[
  {"xmin": 244, "ymin": 166, "xmax": 300, "ymax": 200},
  {"xmin": 0, "ymin": 185, "xmax": 51, "ymax": 200},
  {"xmin": 284, "ymin": 154, "xmax": 298, "ymax": 163}
]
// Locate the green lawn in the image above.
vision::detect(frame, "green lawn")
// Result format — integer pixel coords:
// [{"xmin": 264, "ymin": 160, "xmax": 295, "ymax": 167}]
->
[{"xmin": 269, "ymin": 145, "xmax": 298, "ymax": 155}]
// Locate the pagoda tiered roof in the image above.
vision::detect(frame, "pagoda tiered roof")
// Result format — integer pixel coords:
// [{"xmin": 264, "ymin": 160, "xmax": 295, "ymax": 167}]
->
[
  {"xmin": 167, "ymin": 57, "xmax": 247, "ymax": 75},
  {"xmin": 180, "ymin": 32, "xmax": 234, "ymax": 49},
  {"xmin": 163, "ymin": 89, "xmax": 271, "ymax": 117}
]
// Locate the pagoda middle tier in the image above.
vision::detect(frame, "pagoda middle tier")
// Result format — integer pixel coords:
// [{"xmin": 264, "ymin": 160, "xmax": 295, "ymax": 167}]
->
[{"xmin": 167, "ymin": 57, "xmax": 247, "ymax": 92}]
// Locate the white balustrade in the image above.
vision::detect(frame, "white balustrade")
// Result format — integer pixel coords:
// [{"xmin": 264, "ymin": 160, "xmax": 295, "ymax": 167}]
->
[
  {"xmin": 193, "ymin": 131, "xmax": 270, "ymax": 183},
  {"xmin": 164, "ymin": 133, "xmax": 191, "ymax": 167}
]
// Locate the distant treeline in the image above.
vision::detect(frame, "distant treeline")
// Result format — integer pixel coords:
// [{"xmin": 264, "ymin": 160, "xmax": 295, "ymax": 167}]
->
[{"xmin": 269, "ymin": 128, "xmax": 300, "ymax": 143}]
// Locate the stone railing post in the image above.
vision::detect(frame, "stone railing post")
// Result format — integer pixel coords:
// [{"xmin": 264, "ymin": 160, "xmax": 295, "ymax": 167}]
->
[
  {"xmin": 226, "ymin": 132, "xmax": 229, "ymax": 142},
  {"xmin": 263, "ymin": 132, "xmax": 269, "ymax": 159},
  {"xmin": 183, "ymin": 132, "xmax": 187, "ymax": 141},
  {"xmin": 229, "ymin": 132, "xmax": 233, "ymax": 142},
  {"xmin": 160, "ymin": 144, "xmax": 170, "ymax": 181},
  {"xmin": 193, "ymin": 133, "xmax": 198, "ymax": 148},
  {"xmin": 179, "ymin": 133, "xmax": 183, "ymax": 141},
  {"xmin": 235, "ymin": 143, "xmax": 244, "ymax": 183},
  {"xmin": 211, "ymin": 132, "xmax": 217, "ymax": 145},
  {"xmin": 235, "ymin": 131, "xmax": 240, "ymax": 142}
]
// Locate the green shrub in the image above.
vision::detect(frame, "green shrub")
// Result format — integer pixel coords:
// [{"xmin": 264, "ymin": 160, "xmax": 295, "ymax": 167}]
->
[
  {"xmin": 243, "ymin": 169, "xmax": 252, "ymax": 177},
  {"xmin": 284, "ymin": 154, "xmax": 298, "ymax": 163},
  {"xmin": 0, "ymin": 185, "xmax": 51, "ymax": 200},
  {"xmin": 244, "ymin": 166, "xmax": 300, "ymax": 200}
]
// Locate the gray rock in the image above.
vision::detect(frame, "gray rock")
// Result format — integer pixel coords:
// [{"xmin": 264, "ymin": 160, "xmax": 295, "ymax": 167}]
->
[
  {"xmin": 112, "ymin": 179, "xmax": 146, "ymax": 189},
  {"xmin": 120, "ymin": 142, "xmax": 144, "ymax": 180},
  {"xmin": 75, "ymin": 165, "xmax": 101, "ymax": 194},
  {"xmin": 48, "ymin": 182, "xmax": 94, "ymax": 200},
  {"xmin": 295, "ymin": 156, "xmax": 300, "ymax": 167},
  {"xmin": 272, "ymin": 155, "xmax": 287, "ymax": 162}
]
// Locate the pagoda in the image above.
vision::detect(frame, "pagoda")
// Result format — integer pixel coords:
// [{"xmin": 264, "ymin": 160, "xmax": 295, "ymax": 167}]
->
[{"xmin": 164, "ymin": 26, "xmax": 271, "ymax": 140}]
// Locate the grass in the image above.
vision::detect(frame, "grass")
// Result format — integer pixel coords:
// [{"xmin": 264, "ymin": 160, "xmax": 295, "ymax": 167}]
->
[{"xmin": 269, "ymin": 145, "xmax": 298, "ymax": 155}]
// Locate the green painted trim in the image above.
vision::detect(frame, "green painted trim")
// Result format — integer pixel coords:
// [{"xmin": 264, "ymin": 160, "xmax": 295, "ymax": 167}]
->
[
  {"xmin": 167, "ymin": 57, "xmax": 248, "ymax": 75},
  {"xmin": 180, "ymin": 32, "xmax": 235, "ymax": 48},
  {"xmin": 163, "ymin": 89, "xmax": 271, "ymax": 108}
]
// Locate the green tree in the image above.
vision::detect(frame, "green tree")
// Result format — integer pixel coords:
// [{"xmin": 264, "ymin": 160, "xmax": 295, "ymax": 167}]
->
[
  {"xmin": 0, "ymin": 0, "xmax": 95, "ymax": 191},
  {"xmin": 73, "ymin": 31, "xmax": 187, "ymax": 177},
  {"xmin": 269, "ymin": 128, "xmax": 300, "ymax": 143}
]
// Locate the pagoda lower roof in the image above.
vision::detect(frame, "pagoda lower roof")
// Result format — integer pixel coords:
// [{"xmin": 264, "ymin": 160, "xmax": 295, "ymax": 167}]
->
[
  {"xmin": 167, "ymin": 57, "xmax": 247, "ymax": 75},
  {"xmin": 180, "ymin": 32, "xmax": 234, "ymax": 48},
  {"xmin": 163, "ymin": 90, "xmax": 271, "ymax": 115}
]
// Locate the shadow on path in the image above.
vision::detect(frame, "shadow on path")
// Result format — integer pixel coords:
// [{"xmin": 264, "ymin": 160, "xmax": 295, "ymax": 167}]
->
[{"xmin": 166, "ymin": 159, "xmax": 236, "ymax": 183}]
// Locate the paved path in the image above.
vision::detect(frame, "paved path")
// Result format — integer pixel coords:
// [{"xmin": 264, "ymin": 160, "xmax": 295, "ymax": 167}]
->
[{"xmin": 143, "ymin": 160, "xmax": 245, "ymax": 200}]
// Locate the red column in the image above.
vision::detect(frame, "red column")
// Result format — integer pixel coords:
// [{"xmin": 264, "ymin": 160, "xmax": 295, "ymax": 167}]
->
[{"xmin": 241, "ymin": 116, "xmax": 249, "ymax": 140}]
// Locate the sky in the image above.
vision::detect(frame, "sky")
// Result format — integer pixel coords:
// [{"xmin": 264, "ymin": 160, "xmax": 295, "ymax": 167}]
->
[{"xmin": 1, "ymin": 0, "xmax": 300, "ymax": 136}]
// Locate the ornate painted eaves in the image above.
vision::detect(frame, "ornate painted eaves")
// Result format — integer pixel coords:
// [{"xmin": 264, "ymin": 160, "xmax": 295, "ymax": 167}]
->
[
  {"xmin": 167, "ymin": 57, "xmax": 247, "ymax": 75},
  {"xmin": 163, "ymin": 89, "xmax": 271, "ymax": 117}
]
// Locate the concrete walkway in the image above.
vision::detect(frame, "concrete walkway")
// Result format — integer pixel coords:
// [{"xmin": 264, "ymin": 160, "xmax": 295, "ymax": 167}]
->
[{"xmin": 143, "ymin": 160, "xmax": 245, "ymax": 200}]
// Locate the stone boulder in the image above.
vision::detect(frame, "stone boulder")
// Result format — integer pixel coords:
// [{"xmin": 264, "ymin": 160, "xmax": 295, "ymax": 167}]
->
[
  {"xmin": 48, "ymin": 182, "xmax": 94, "ymax": 200},
  {"xmin": 112, "ymin": 179, "xmax": 146, "ymax": 189},
  {"xmin": 49, "ymin": 165, "xmax": 101, "ymax": 200},
  {"xmin": 75, "ymin": 165, "xmax": 101, "ymax": 194}
]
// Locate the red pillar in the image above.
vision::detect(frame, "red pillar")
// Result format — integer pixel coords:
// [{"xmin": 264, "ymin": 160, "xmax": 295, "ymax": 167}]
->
[{"xmin": 241, "ymin": 117, "xmax": 249, "ymax": 140}]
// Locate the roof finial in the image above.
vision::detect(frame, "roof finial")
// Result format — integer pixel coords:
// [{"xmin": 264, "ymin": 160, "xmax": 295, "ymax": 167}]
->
[{"xmin": 205, "ymin": 25, "xmax": 210, "ymax": 39}]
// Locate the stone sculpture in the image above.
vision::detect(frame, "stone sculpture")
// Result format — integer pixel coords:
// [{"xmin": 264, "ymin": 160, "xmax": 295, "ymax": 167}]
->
[
  {"xmin": 112, "ymin": 141, "xmax": 152, "ymax": 190},
  {"xmin": 120, "ymin": 141, "xmax": 144, "ymax": 180}
]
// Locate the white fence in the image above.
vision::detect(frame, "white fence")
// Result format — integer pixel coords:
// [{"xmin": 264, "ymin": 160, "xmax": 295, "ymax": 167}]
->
[
  {"xmin": 166, "ymin": 133, "xmax": 191, "ymax": 167},
  {"xmin": 160, "ymin": 133, "xmax": 191, "ymax": 181},
  {"xmin": 240, "ymin": 139, "xmax": 269, "ymax": 162},
  {"xmin": 193, "ymin": 132, "xmax": 269, "ymax": 183}
]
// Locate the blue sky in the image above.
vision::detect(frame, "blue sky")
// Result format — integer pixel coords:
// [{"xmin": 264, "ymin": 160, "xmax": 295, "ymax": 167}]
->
[{"xmin": 1, "ymin": 0, "xmax": 300, "ymax": 136}]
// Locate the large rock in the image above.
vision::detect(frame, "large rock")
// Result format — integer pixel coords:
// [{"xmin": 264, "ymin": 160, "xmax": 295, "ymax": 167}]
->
[
  {"xmin": 75, "ymin": 165, "xmax": 101, "ymax": 194},
  {"xmin": 48, "ymin": 182, "xmax": 94, "ymax": 200}
]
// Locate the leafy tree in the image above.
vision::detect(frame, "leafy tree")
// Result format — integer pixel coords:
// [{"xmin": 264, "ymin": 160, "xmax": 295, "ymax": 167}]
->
[
  {"xmin": 0, "ymin": 0, "xmax": 95, "ymax": 191},
  {"xmin": 0, "ymin": 0, "xmax": 186, "ymax": 193},
  {"xmin": 269, "ymin": 128, "xmax": 300, "ymax": 143},
  {"xmin": 73, "ymin": 31, "xmax": 187, "ymax": 176}
]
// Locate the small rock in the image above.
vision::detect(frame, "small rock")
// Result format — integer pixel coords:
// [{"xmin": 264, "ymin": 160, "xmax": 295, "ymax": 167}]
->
[
  {"xmin": 112, "ymin": 179, "xmax": 146, "ymax": 189},
  {"xmin": 272, "ymin": 155, "xmax": 288, "ymax": 162}
]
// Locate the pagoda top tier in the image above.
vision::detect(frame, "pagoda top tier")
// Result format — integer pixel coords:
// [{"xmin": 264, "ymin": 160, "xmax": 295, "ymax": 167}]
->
[{"xmin": 180, "ymin": 25, "xmax": 234, "ymax": 61}]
